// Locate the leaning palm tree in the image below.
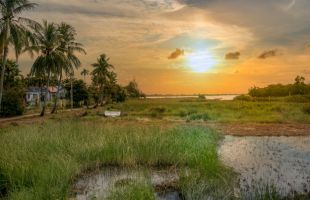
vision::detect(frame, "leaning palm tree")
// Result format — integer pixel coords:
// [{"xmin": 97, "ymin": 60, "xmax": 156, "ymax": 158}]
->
[
  {"xmin": 51, "ymin": 23, "xmax": 86, "ymax": 113},
  {"xmin": 0, "ymin": 0, "xmax": 37, "ymax": 111},
  {"xmin": 29, "ymin": 21, "xmax": 70, "ymax": 116},
  {"xmin": 81, "ymin": 68, "xmax": 89, "ymax": 81},
  {"xmin": 91, "ymin": 54, "xmax": 114, "ymax": 106}
]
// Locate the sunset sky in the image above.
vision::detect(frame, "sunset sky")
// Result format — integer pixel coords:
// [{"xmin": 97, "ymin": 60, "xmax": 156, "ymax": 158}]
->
[{"xmin": 17, "ymin": 0, "xmax": 310, "ymax": 94}]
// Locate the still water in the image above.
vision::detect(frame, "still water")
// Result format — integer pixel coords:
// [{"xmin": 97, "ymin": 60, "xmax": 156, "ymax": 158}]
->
[
  {"xmin": 146, "ymin": 95, "xmax": 238, "ymax": 100},
  {"xmin": 219, "ymin": 136, "xmax": 310, "ymax": 198}
]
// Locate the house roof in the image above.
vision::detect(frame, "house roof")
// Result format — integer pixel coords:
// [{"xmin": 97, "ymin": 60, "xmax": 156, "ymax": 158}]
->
[{"xmin": 48, "ymin": 87, "xmax": 57, "ymax": 93}]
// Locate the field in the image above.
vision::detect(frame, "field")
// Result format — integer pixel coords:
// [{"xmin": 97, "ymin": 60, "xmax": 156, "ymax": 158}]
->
[
  {"xmin": 0, "ymin": 98, "xmax": 310, "ymax": 200},
  {"xmin": 0, "ymin": 119, "xmax": 235, "ymax": 200},
  {"xmin": 101, "ymin": 98, "xmax": 310, "ymax": 123}
]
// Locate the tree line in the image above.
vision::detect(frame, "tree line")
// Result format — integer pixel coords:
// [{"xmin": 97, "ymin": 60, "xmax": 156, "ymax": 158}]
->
[
  {"xmin": 248, "ymin": 76, "xmax": 310, "ymax": 97},
  {"xmin": 0, "ymin": 0, "xmax": 144, "ymax": 117}
]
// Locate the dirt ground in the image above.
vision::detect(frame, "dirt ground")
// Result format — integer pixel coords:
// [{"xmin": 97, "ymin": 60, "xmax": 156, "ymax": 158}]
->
[
  {"xmin": 212, "ymin": 122, "xmax": 310, "ymax": 136},
  {"xmin": 1, "ymin": 113, "xmax": 310, "ymax": 136}
]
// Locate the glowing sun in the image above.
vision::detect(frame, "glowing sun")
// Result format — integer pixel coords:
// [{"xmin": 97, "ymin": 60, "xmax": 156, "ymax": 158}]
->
[{"xmin": 186, "ymin": 50, "xmax": 217, "ymax": 73}]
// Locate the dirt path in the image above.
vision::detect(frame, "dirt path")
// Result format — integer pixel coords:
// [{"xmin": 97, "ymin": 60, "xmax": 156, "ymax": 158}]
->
[
  {"xmin": 0, "ymin": 108, "xmax": 84, "ymax": 128},
  {"xmin": 212, "ymin": 122, "xmax": 310, "ymax": 136}
]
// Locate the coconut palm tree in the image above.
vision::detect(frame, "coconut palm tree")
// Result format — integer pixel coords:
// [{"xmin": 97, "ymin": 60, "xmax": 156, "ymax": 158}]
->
[
  {"xmin": 29, "ymin": 21, "xmax": 70, "ymax": 116},
  {"xmin": 0, "ymin": 0, "xmax": 37, "ymax": 111},
  {"xmin": 51, "ymin": 23, "xmax": 86, "ymax": 113},
  {"xmin": 81, "ymin": 68, "xmax": 89, "ymax": 81},
  {"xmin": 91, "ymin": 54, "xmax": 114, "ymax": 106}
]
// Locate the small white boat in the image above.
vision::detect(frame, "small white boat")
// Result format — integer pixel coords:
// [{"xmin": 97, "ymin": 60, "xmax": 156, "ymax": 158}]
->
[{"xmin": 104, "ymin": 111, "xmax": 121, "ymax": 117}]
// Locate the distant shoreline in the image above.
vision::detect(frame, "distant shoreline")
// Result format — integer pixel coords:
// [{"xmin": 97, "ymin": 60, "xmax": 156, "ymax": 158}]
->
[{"xmin": 145, "ymin": 94, "xmax": 240, "ymax": 100}]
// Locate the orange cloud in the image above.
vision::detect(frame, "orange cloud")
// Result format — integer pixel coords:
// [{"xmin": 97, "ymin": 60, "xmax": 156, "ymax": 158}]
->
[
  {"xmin": 258, "ymin": 49, "xmax": 278, "ymax": 59},
  {"xmin": 168, "ymin": 48, "xmax": 184, "ymax": 59},
  {"xmin": 225, "ymin": 52, "xmax": 240, "ymax": 60}
]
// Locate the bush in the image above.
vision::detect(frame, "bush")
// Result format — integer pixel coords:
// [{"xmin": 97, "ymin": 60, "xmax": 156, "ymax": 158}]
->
[
  {"xmin": 0, "ymin": 90, "xmax": 25, "ymax": 117},
  {"xmin": 178, "ymin": 109, "xmax": 198, "ymax": 118},
  {"xmin": 234, "ymin": 95, "xmax": 253, "ymax": 101},
  {"xmin": 302, "ymin": 104, "xmax": 310, "ymax": 115},
  {"xmin": 189, "ymin": 113, "xmax": 210, "ymax": 121},
  {"xmin": 285, "ymin": 95, "xmax": 309, "ymax": 103},
  {"xmin": 198, "ymin": 94, "xmax": 206, "ymax": 100},
  {"xmin": 150, "ymin": 107, "xmax": 166, "ymax": 118}
]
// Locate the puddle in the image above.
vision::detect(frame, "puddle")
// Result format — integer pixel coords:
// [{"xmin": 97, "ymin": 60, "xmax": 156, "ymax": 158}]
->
[
  {"xmin": 219, "ymin": 136, "xmax": 310, "ymax": 198},
  {"xmin": 71, "ymin": 168, "xmax": 182, "ymax": 200}
]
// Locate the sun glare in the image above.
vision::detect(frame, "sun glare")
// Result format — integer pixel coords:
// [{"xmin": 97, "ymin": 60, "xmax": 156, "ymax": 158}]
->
[{"xmin": 186, "ymin": 50, "xmax": 217, "ymax": 73}]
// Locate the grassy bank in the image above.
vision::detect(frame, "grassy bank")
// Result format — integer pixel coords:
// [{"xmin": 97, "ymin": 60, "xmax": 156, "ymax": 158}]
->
[
  {"xmin": 100, "ymin": 98, "xmax": 310, "ymax": 123},
  {"xmin": 0, "ymin": 119, "xmax": 233, "ymax": 199}
]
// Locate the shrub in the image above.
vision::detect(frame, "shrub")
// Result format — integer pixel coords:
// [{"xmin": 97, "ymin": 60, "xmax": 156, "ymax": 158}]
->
[
  {"xmin": 0, "ymin": 90, "xmax": 25, "ymax": 117},
  {"xmin": 198, "ymin": 94, "xmax": 206, "ymax": 100},
  {"xmin": 178, "ymin": 109, "xmax": 198, "ymax": 118},
  {"xmin": 285, "ymin": 95, "xmax": 309, "ymax": 103},
  {"xmin": 234, "ymin": 95, "xmax": 253, "ymax": 101},
  {"xmin": 189, "ymin": 113, "xmax": 210, "ymax": 121},
  {"xmin": 302, "ymin": 104, "xmax": 310, "ymax": 115},
  {"xmin": 150, "ymin": 107, "xmax": 166, "ymax": 118}
]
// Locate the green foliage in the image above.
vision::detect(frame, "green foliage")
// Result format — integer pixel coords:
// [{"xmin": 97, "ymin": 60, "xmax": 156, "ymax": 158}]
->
[
  {"xmin": 0, "ymin": 121, "xmax": 231, "ymax": 199},
  {"xmin": 0, "ymin": 89, "xmax": 25, "ymax": 117},
  {"xmin": 106, "ymin": 182, "xmax": 154, "ymax": 200},
  {"xmin": 110, "ymin": 84, "xmax": 127, "ymax": 103},
  {"xmin": 0, "ymin": 60, "xmax": 24, "ymax": 89},
  {"xmin": 149, "ymin": 106, "xmax": 166, "ymax": 118},
  {"xmin": 188, "ymin": 113, "xmax": 210, "ymax": 121},
  {"xmin": 116, "ymin": 98, "xmax": 310, "ymax": 123},
  {"xmin": 64, "ymin": 79, "xmax": 89, "ymax": 107},
  {"xmin": 0, "ymin": 60, "xmax": 25, "ymax": 117},
  {"xmin": 284, "ymin": 95, "xmax": 310, "ymax": 103},
  {"xmin": 198, "ymin": 94, "xmax": 206, "ymax": 100},
  {"xmin": 249, "ymin": 76, "xmax": 310, "ymax": 97},
  {"xmin": 234, "ymin": 94, "xmax": 253, "ymax": 101},
  {"xmin": 302, "ymin": 103, "xmax": 310, "ymax": 115},
  {"xmin": 125, "ymin": 80, "xmax": 145, "ymax": 98}
]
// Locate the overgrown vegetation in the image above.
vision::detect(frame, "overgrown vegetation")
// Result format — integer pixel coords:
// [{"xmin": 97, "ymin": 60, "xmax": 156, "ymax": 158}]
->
[
  {"xmin": 0, "ymin": 60, "xmax": 25, "ymax": 117},
  {"xmin": 102, "ymin": 98, "xmax": 310, "ymax": 123},
  {"xmin": 0, "ymin": 120, "xmax": 233, "ymax": 199},
  {"xmin": 249, "ymin": 76, "xmax": 310, "ymax": 97}
]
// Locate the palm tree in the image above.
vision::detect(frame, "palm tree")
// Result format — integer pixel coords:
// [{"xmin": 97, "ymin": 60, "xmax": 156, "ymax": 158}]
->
[
  {"xmin": 0, "ymin": 0, "xmax": 37, "ymax": 111},
  {"xmin": 51, "ymin": 23, "xmax": 85, "ymax": 113},
  {"xmin": 91, "ymin": 54, "xmax": 114, "ymax": 106},
  {"xmin": 29, "ymin": 21, "xmax": 70, "ymax": 116},
  {"xmin": 81, "ymin": 68, "xmax": 89, "ymax": 81}
]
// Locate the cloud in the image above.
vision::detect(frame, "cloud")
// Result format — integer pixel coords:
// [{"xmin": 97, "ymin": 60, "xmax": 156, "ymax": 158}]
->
[
  {"xmin": 168, "ymin": 48, "xmax": 185, "ymax": 59},
  {"xmin": 225, "ymin": 51, "xmax": 240, "ymax": 60},
  {"xmin": 258, "ymin": 49, "xmax": 278, "ymax": 59}
]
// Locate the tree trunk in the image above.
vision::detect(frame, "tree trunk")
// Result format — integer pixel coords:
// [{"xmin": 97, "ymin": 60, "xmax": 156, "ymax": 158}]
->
[
  {"xmin": 51, "ymin": 72, "xmax": 62, "ymax": 114},
  {"xmin": 40, "ymin": 70, "xmax": 51, "ymax": 116},
  {"xmin": 70, "ymin": 76, "xmax": 73, "ymax": 110},
  {"xmin": 0, "ymin": 21, "xmax": 9, "ymax": 112}
]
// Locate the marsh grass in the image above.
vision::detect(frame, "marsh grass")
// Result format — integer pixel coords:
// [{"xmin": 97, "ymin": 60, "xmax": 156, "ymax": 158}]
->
[
  {"xmin": 0, "ymin": 119, "xmax": 233, "ymax": 199},
  {"xmin": 100, "ymin": 98, "xmax": 310, "ymax": 123},
  {"xmin": 106, "ymin": 181, "xmax": 155, "ymax": 200}
]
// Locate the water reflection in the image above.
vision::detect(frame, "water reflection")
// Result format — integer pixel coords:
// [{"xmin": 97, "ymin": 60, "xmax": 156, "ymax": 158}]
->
[{"xmin": 219, "ymin": 136, "xmax": 310, "ymax": 197}]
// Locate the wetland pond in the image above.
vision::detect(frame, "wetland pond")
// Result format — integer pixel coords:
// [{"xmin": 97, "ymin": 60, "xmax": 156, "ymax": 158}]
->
[
  {"xmin": 219, "ymin": 135, "xmax": 310, "ymax": 198},
  {"xmin": 71, "ymin": 136, "xmax": 310, "ymax": 199}
]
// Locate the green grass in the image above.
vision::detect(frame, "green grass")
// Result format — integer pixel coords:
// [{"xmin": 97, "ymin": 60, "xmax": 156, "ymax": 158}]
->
[
  {"xmin": 101, "ymin": 98, "xmax": 310, "ymax": 123},
  {"xmin": 106, "ymin": 181, "xmax": 155, "ymax": 200},
  {"xmin": 0, "ymin": 119, "xmax": 233, "ymax": 199}
]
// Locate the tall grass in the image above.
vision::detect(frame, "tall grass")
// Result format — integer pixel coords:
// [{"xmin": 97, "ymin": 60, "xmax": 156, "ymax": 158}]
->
[
  {"xmin": 0, "ymin": 119, "xmax": 232, "ymax": 199},
  {"xmin": 102, "ymin": 98, "xmax": 310, "ymax": 123}
]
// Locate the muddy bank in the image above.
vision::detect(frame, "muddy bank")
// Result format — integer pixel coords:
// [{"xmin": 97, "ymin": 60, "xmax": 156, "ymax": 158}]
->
[
  {"xmin": 71, "ymin": 167, "xmax": 183, "ymax": 200},
  {"xmin": 214, "ymin": 123, "xmax": 310, "ymax": 136},
  {"xmin": 219, "ymin": 135, "xmax": 310, "ymax": 198}
]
